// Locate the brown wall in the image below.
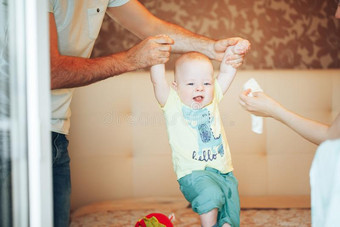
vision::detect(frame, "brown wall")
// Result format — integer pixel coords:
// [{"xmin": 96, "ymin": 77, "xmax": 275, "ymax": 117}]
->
[{"xmin": 92, "ymin": 0, "xmax": 340, "ymax": 70}]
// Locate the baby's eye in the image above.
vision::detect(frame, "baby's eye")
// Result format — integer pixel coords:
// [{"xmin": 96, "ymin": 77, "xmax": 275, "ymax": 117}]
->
[
  {"xmin": 204, "ymin": 82, "xmax": 211, "ymax": 86},
  {"xmin": 187, "ymin": 83, "xmax": 194, "ymax": 86}
]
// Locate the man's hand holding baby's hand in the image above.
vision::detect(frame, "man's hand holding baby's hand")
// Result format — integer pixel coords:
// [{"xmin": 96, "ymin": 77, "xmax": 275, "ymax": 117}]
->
[
  {"xmin": 225, "ymin": 39, "xmax": 251, "ymax": 68},
  {"xmin": 219, "ymin": 39, "xmax": 250, "ymax": 73},
  {"xmin": 212, "ymin": 37, "xmax": 248, "ymax": 63}
]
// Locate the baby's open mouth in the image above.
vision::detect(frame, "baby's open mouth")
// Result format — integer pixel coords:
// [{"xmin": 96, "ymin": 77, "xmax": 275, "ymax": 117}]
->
[{"xmin": 193, "ymin": 96, "xmax": 204, "ymax": 103}]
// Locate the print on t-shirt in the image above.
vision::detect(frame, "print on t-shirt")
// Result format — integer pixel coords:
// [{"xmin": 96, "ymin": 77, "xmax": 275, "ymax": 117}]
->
[{"xmin": 182, "ymin": 106, "xmax": 224, "ymax": 162}]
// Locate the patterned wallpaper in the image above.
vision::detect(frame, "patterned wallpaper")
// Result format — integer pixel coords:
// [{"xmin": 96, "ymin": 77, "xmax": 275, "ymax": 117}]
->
[{"xmin": 92, "ymin": 0, "xmax": 340, "ymax": 69}]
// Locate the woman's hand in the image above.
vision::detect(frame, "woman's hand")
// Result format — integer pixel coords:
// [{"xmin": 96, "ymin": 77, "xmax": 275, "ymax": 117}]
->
[{"xmin": 239, "ymin": 89, "xmax": 283, "ymax": 118}]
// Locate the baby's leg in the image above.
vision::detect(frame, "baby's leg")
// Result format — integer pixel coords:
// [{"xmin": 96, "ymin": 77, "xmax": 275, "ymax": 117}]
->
[
  {"xmin": 200, "ymin": 208, "xmax": 232, "ymax": 227},
  {"xmin": 200, "ymin": 208, "xmax": 218, "ymax": 227}
]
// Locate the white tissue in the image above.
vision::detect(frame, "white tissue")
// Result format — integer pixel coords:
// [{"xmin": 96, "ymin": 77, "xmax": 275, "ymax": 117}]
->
[{"xmin": 243, "ymin": 78, "xmax": 263, "ymax": 134}]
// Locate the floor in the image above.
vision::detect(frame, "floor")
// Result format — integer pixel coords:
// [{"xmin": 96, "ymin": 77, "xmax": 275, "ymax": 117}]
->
[{"xmin": 70, "ymin": 197, "xmax": 311, "ymax": 227}]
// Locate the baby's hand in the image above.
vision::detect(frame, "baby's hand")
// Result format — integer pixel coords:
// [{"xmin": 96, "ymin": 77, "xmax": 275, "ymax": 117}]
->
[
  {"xmin": 220, "ymin": 39, "xmax": 250, "ymax": 74},
  {"xmin": 232, "ymin": 40, "xmax": 251, "ymax": 55},
  {"xmin": 225, "ymin": 39, "xmax": 250, "ymax": 68}
]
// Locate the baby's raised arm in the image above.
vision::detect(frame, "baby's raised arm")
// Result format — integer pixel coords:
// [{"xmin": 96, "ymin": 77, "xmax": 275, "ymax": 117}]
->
[
  {"xmin": 150, "ymin": 64, "xmax": 170, "ymax": 107},
  {"xmin": 217, "ymin": 39, "xmax": 250, "ymax": 94}
]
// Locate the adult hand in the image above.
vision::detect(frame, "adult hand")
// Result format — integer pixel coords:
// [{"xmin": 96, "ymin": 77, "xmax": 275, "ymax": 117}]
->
[
  {"xmin": 239, "ymin": 89, "xmax": 282, "ymax": 118},
  {"xmin": 126, "ymin": 34, "xmax": 174, "ymax": 69},
  {"xmin": 213, "ymin": 37, "xmax": 250, "ymax": 68}
]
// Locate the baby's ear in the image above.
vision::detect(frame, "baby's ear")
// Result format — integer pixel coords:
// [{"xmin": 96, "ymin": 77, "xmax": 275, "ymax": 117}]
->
[{"xmin": 172, "ymin": 81, "xmax": 178, "ymax": 90}]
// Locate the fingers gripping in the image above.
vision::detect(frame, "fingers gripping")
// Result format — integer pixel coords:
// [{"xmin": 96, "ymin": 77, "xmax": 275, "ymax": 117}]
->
[
  {"xmin": 215, "ymin": 37, "xmax": 242, "ymax": 51},
  {"xmin": 153, "ymin": 34, "xmax": 174, "ymax": 45},
  {"xmin": 239, "ymin": 89, "xmax": 252, "ymax": 109},
  {"xmin": 151, "ymin": 35, "xmax": 173, "ymax": 63},
  {"xmin": 224, "ymin": 39, "xmax": 250, "ymax": 67}
]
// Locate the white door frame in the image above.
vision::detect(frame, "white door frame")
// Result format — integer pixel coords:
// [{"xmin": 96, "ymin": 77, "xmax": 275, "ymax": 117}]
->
[{"xmin": 9, "ymin": 0, "xmax": 53, "ymax": 226}]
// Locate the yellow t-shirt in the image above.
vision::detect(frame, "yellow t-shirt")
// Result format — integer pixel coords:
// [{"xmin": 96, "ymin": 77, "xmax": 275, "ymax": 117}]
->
[{"xmin": 162, "ymin": 81, "xmax": 233, "ymax": 179}]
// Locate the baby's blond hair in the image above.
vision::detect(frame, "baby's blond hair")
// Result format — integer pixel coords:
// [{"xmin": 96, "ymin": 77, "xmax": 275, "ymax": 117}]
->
[{"xmin": 174, "ymin": 52, "xmax": 212, "ymax": 81}]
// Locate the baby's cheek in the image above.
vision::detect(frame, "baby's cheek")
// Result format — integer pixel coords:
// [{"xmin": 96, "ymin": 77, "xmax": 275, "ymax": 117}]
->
[{"xmin": 209, "ymin": 89, "xmax": 214, "ymax": 99}]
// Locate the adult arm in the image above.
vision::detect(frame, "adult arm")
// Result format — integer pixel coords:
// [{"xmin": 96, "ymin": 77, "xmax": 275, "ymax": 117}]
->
[
  {"xmin": 150, "ymin": 64, "xmax": 170, "ymax": 107},
  {"xmin": 240, "ymin": 90, "xmax": 340, "ymax": 145},
  {"xmin": 106, "ymin": 0, "xmax": 244, "ymax": 65},
  {"xmin": 49, "ymin": 13, "xmax": 173, "ymax": 89}
]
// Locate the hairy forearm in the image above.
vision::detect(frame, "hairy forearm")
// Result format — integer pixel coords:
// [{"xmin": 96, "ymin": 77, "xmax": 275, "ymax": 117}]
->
[
  {"xmin": 151, "ymin": 20, "xmax": 215, "ymax": 58},
  {"xmin": 51, "ymin": 51, "xmax": 135, "ymax": 89},
  {"xmin": 274, "ymin": 106, "xmax": 329, "ymax": 145}
]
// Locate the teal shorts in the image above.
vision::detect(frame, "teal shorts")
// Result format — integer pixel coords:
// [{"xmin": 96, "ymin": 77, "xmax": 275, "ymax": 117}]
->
[{"xmin": 178, "ymin": 167, "xmax": 240, "ymax": 227}]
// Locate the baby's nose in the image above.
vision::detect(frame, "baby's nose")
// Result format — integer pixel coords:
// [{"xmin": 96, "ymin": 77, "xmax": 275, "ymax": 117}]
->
[{"xmin": 196, "ymin": 84, "xmax": 204, "ymax": 91}]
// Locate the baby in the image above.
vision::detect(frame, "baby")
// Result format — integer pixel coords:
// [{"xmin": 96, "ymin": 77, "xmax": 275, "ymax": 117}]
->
[{"xmin": 150, "ymin": 39, "xmax": 250, "ymax": 227}]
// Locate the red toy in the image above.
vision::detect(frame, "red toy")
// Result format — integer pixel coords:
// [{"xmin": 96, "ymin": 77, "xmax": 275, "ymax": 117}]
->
[{"xmin": 135, "ymin": 212, "xmax": 174, "ymax": 227}]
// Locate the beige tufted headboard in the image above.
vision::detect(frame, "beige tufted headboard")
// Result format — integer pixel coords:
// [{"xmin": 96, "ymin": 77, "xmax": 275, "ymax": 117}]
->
[{"xmin": 68, "ymin": 70, "xmax": 340, "ymax": 210}]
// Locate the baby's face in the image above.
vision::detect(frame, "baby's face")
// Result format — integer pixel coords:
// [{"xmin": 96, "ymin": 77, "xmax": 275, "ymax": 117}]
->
[{"xmin": 174, "ymin": 59, "xmax": 214, "ymax": 109}]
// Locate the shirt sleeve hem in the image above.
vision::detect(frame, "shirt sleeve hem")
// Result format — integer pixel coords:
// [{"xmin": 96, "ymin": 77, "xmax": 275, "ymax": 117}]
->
[{"xmin": 108, "ymin": 0, "xmax": 130, "ymax": 7}]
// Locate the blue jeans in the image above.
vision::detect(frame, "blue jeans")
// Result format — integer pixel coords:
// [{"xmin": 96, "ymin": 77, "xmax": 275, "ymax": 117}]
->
[
  {"xmin": 0, "ymin": 133, "xmax": 12, "ymax": 227},
  {"xmin": 52, "ymin": 132, "xmax": 71, "ymax": 227}
]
